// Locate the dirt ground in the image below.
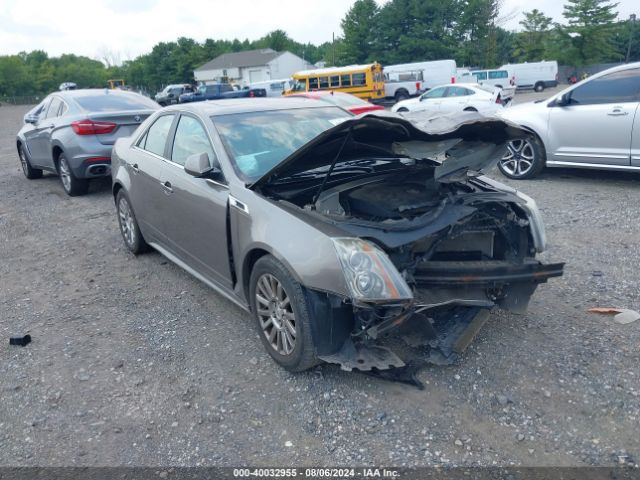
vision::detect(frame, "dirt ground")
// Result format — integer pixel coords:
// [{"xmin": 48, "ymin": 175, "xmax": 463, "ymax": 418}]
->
[{"xmin": 0, "ymin": 99, "xmax": 639, "ymax": 467}]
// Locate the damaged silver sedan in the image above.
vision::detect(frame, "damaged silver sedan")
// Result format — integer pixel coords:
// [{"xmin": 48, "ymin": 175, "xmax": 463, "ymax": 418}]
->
[{"xmin": 111, "ymin": 99, "xmax": 563, "ymax": 376}]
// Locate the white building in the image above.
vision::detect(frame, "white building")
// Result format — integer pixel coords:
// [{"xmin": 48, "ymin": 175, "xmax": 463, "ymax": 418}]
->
[{"xmin": 194, "ymin": 48, "xmax": 310, "ymax": 87}]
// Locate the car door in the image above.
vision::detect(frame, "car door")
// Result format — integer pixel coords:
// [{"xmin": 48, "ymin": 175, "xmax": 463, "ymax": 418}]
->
[
  {"xmin": 25, "ymin": 97, "xmax": 61, "ymax": 166},
  {"xmin": 441, "ymin": 86, "xmax": 473, "ymax": 112},
  {"xmin": 415, "ymin": 87, "xmax": 447, "ymax": 113},
  {"xmin": 158, "ymin": 113, "xmax": 233, "ymax": 289},
  {"xmin": 128, "ymin": 113, "xmax": 177, "ymax": 240},
  {"xmin": 547, "ymin": 68, "xmax": 640, "ymax": 166}
]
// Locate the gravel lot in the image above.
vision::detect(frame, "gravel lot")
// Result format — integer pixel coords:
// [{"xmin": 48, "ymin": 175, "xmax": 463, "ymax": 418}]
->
[{"xmin": 1, "ymin": 96, "xmax": 639, "ymax": 468}]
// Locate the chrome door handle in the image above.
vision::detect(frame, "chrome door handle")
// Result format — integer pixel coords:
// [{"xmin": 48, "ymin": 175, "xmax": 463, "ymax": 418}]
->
[
  {"xmin": 161, "ymin": 181, "xmax": 173, "ymax": 194},
  {"xmin": 131, "ymin": 163, "xmax": 139, "ymax": 173},
  {"xmin": 608, "ymin": 110, "xmax": 628, "ymax": 116}
]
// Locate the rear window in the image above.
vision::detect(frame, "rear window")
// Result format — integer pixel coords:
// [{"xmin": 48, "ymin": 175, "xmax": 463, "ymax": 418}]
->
[
  {"xmin": 74, "ymin": 93, "xmax": 159, "ymax": 112},
  {"xmin": 322, "ymin": 93, "xmax": 368, "ymax": 107}
]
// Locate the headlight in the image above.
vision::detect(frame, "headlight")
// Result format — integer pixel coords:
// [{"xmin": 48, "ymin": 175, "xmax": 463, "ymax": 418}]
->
[
  {"xmin": 515, "ymin": 190, "xmax": 547, "ymax": 252},
  {"xmin": 332, "ymin": 238, "xmax": 413, "ymax": 302}
]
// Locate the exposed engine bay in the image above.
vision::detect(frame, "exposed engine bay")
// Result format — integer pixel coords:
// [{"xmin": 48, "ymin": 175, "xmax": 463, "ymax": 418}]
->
[{"xmin": 253, "ymin": 112, "xmax": 564, "ymax": 386}]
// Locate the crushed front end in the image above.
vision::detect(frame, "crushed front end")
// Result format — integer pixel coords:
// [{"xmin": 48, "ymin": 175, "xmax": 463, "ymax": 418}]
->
[{"xmin": 254, "ymin": 113, "xmax": 564, "ymax": 378}]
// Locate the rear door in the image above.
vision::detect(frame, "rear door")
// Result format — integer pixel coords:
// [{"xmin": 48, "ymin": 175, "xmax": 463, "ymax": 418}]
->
[
  {"xmin": 547, "ymin": 68, "xmax": 640, "ymax": 166},
  {"xmin": 440, "ymin": 86, "xmax": 474, "ymax": 112},
  {"xmin": 128, "ymin": 113, "xmax": 176, "ymax": 240},
  {"xmin": 414, "ymin": 86, "xmax": 447, "ymax": 113},
  {"xmin": 27, "ymin": 96, "xmax": 62, "ymax": 166},
  {"xmin": 159, "ymin": 113, "xmax": 233, "ymax": 288}
]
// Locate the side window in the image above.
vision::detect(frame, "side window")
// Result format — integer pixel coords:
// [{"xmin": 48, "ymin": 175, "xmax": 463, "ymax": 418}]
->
[
  {"xmin": 45, "ymin": 97, "xmax": 63, "ymax": 119},
  {"xmin": 142, "ymin": 115, "xmax": 175, "ymax": 157},
  {"xmin": 319, "ymin": 77, "xmax": 329, "ymax": 89},
  {"xmin": 473, "ymin": 71, "xmax": 487, "ymax": 81},
  {"xmin": 58, "ymin": 101, "xmax": 68, "ymax": 116},
  {"xmin": 422, "ymin": 87, "xmax": 446, "ymax": 99},
  {"xmin": 309, "ymin": 77, "xmax": 319, "ymax": 90},
  {"xmin": 171, "ymin": 115, "xmax": 216, "ymax": 167},
  {"xmin": 446, "ymin": 87, "xmax": 471, "ymax": 97},
  {"xmin": 570, "ymin": 69, "xmax": 640, "ymax": 105},
  {"xmin": 330, "ymin": 75, "xmax": 340, "ymax": 87},
  {"xmin": 341, "ymin": 75, "xmax": 351, "ymax": 87},
  {"xmin": 352, "ymin": 73, "xmax": 366, "ymax": 86},
  {"xmin": 489, "ymin": 70, "xmax": 507, "ymax": 79}
]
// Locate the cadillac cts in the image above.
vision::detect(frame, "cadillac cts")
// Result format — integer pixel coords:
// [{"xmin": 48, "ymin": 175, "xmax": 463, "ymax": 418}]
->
[{"xmin": 111, "ymin": 98, "xmax": 563, "ymax": 373}]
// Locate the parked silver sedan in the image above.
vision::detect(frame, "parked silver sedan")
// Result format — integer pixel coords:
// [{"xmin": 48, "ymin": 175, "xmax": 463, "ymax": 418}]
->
[
  {"xmin": 16, "ymin": 89, "xmax": 159, "ymax": 195},
  {"xmin": 498, "ymin": 62, "xmax": 640, "ymax": 179},
  {"xmin": 112, "ymin": 99, "xmax": 563, "ymax": 373}
]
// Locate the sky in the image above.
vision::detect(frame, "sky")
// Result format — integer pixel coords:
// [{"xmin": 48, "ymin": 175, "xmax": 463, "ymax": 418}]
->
[{"xmin": 0, "ymin": 0, "xmax": 637, "ymax": 62}]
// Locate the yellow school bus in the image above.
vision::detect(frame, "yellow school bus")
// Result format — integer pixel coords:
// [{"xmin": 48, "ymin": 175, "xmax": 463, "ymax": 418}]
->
[
  {"xmin": 107, "ymin": 79, "xmax": 126, "ymax": 89},
  {"xmin": 286, "ymin": 63, "xmax": 385, "ymax": 101}
]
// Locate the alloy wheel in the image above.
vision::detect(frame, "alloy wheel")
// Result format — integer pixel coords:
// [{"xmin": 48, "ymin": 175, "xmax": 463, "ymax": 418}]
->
[
  {"xmin": 59, "ymin": 158, "xmax": 72, "ymax": 191},
  {"xmin": 18, "ymin": 147, "xmax": 28, "ymax": 176},
  {"xmin": 500, "ymin": 139, "xmax": 535, "ymax": 177},
  {"xmin": 118, "ymin": 197, "xmax": 136, "ymax": 247},
  {"xmin": 255, "ymin": 273, "xmax": 296, "ymax": 356}
]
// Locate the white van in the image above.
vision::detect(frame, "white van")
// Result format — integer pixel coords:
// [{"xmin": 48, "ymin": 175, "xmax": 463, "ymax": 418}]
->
[
  {"xmin": 470, "ymin": 68, "xmax": 516, "ymax": 101},
  {"xmin": 383, "ymin": 60, "xmax": 457, "ymax": 100},
  {"xmin": 499, "ymin": 61, "xmax": 558, "ymax": 92},
  {"xmin": 248, "ymin": 79, "xmax": 294, "ymax": 97}
]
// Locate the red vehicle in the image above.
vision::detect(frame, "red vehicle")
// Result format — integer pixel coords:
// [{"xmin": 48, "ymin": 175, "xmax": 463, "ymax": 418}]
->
[{"xmin": 287, "ymin": 91, "xmax": 385, "ymax": 115}]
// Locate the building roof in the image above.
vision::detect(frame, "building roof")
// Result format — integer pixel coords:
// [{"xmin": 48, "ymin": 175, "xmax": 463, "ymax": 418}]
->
[{"xmin": 195, "ymin": 49, "xmax": 283, "ymax": 72}]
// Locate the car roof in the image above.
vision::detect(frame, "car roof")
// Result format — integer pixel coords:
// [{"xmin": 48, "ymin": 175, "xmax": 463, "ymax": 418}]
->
[
  {"xmin": 164, "ymin": 97, "xmax": 336, "ymax": 116},
  {"xmin": 53, "ymin": 88, "xmax": 145, "ymax": 99}
]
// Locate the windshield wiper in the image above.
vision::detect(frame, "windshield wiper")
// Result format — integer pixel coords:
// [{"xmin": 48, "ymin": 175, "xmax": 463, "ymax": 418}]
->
[{"xmin": 311, "ymin": 127, "xmax": 353, "ymax": 206}]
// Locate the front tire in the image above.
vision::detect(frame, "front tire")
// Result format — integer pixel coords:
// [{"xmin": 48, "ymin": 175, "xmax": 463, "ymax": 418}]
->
[
  {"xmin": 18, "ymin": 144, "xmax": 43, "ymax": 179},
  {"xmin": 534, "ymin": 82, "xmax": 545, "ymax": 92},
  {"xmin": 249, "ymin": 255, "xmax": 318, "ymax": 372},
  {"xmin": 498, "ymin": 136, "xmax": 545, "ymax": 179},
  {"xmin": 116, "ymin": 190, "xmax": 148, "ymax": 254},
  {"xmin": 58, "ymin": 154, "xmax": 89, "ymax": 196},
  {"xmin": 397, "ymin": 107, "xmax": 409, "ymax": 113}
]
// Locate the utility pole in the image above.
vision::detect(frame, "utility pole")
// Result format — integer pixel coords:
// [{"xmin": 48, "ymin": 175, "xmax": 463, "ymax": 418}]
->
[
  {"xmin": 332, "ymin": 32, "xmax": 336, "ymax": 66},
  {"xmin": 627, "ymin": 14, "xmax": 636, "ymax": 63}
]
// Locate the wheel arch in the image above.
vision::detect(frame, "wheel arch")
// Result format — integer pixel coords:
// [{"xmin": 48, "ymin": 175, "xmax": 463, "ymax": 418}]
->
[
  {"xmin": 241, "ymin": 245, "xmax": 306, "ymax": 309},
  {"xmin": 516, "ymin": 125, "xmax": 548, "ymax": 164},
  {"xmin": 51, "ymin": 144, "xmax": 64, "ymax": 169}
]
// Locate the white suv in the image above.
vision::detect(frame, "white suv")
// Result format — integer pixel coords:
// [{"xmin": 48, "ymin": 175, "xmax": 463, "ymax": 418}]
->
[{"xmin": 497, "ymin": 62, "xmax": 640, "ymax": 179}]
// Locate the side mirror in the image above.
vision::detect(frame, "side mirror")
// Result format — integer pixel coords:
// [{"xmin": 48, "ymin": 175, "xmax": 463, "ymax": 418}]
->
[
  {"xmin": 184, "ymin": 152, "xmax": 220, "ymax": 178},
  {"xmin": 24, "ymin": 114, "xmax": 38, "ymax": 124}
]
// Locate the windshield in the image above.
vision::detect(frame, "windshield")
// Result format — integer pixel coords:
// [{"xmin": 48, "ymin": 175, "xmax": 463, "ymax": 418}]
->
[{"xmin": 213, "ymin": 106, "xmax": 350, "ymax": 182}]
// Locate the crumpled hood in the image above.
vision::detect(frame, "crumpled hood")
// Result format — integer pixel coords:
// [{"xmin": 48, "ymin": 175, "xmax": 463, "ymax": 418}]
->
[{"xmin": 249, "ymin": 110, "xmax": 528, "ymax": 189}]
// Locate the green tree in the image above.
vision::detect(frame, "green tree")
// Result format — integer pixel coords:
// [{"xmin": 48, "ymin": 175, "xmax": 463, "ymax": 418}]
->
[
  {"xmin": 456, "ymin": 0, "xmax": 501, "ymax": 67},
  {"xmin": 341, "ymin": 0, "xmax": 380, "ymax": 63},
  {"xmin": 563, "ymin": 0, "xmax": 619, "ymax": 65},
  {"xmin": 513, "ymin": 9, "xmax": 553, "ymax": 61}
]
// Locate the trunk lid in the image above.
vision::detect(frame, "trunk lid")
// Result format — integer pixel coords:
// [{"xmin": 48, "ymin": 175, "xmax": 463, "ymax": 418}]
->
[{"xmin": 88, "ymin": 109, "xmax": 156, "ymax": 145}]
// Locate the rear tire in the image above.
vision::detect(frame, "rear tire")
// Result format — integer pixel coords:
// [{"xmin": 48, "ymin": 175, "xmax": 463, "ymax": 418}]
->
[
  {"xmin": 58, "ymin": 153, "xmax": 89, "ymax": 196},
  {"xmin": 249, "ymin": 255, "xmax": 318, "ymax": 372},
  {"xmin": 463, "ymin": 107, "xmax": 478, "ymax": 112},
  {"xmin": 116, "ymin": 190, "xmax": 148, "ymax": 254},
  {"xmin": 18, "ymin": 144, "xmax": 43, "ymax": 179},
  {"xmin": 394, "ymin": 90, "xmax": 410, "ymax": 101},
  {"xmin": 498, "ymin": 136, "xmax": 545, "ymax": 179},
  {"xmin": 397, "ymin": 107, "xmax": 409, "ymax": 113},
  {"xmin": 534, "ymin": 82, "xmax": 545, "ymax": 92}
]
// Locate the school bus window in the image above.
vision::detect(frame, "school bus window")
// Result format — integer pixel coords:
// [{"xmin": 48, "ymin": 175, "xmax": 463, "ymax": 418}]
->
[
  {"xmin": 352, "ymin": 73, "xmax": 366, "ymax": 86},
  {"xmin": 341, "ymin": 75, "xmax": 351, "ymax": 87},
  {"xmin": 319, "ymin": 77, "xmax": 329, "ymax": 89},
  {"xmin": 330, "ymin": 75, "xmax": 340, "ymax": 87},
  {"xmin": 309, "ymin": 77, "xmax": 319, "ymax": 89},
  {"xmin": 374, "ymin": 71, "xmax": 383, "ymax": 83}
]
